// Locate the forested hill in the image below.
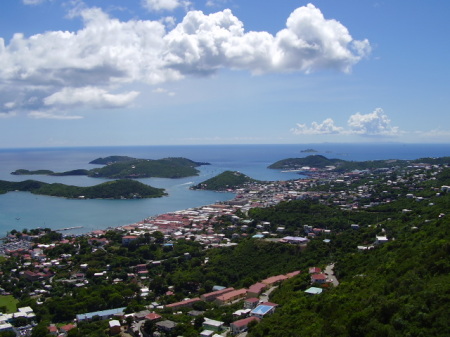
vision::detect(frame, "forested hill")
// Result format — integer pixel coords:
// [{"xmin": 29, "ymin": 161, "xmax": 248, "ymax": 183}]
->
[
  {"xmin": 0, "ymin": 179, "xmax": 165, "ymax": 199},
  {"xmin": 246, "ymin": 194, "xmax": 450, "ymax": 335},
  {"xmin": 268, "ymin": 154, "xmax": 450, "ymax": 171},
  {"xmin": 12, "ymin": 156, "xmax": 209, "ymax": 179},
  {"xmin": 191, "ymin": 170, "xmax": 260, "ymax": 191}
]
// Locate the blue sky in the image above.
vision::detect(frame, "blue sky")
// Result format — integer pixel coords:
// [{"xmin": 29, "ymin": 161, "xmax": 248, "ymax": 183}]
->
[{"xmin": 0, "ymin": 0, "xmax": 449, "ymax": 148}]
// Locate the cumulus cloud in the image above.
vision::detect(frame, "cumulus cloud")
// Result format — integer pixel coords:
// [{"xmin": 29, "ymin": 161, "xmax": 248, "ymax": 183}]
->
[
  {"xmin": 347, "ymin": 108, "xmax": 399, "ymax": 136},
  {"xmin": 292, "ymin": 108, "xmax": 400, "ymax": 137},
  {"xmin": 44, "ymin": 87, "xmax": 140, "ymax": 109},
  {"xmin": 142, "ymin": 0, "xmax": 191, "ymax": 12},
  {"xmin": 0, "ymin": 3, "xmax": 370, "ymax": 118},
  {"xmin": 291, "ymin": 118, "xmax": 344, "ymax": 135}
]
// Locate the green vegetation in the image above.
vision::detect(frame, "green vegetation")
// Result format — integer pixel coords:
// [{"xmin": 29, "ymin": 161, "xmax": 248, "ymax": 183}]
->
[
  {"xmin": 268, "ymin": 154, "xmax": 450, "ymax": 172},
  {"xmin": 12, "ymin": 156, "xmax": 208, "ymax": 179},
  {"xmin": 88, "ymin": 157, "xmax": 205, "ymax": 179},
  {"xmin": 0, "ymin": 179, "xmax": 165, "ymax": 199},
  {"xmin": 192, "ymin": 170, "xmax": 260, "ymax": 191},
  {"xmin": 0, "ymin": 295, "xmax": 18, "ymax": 313},
  {"xmin": 89, "ymin": 155, "xmax": 136, "ymax": 165}
]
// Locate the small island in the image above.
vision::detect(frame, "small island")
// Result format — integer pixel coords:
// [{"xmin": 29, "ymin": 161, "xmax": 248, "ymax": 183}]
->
[
  {"xmin": 192, "ymin": 170, "xmax": 260, "ymax": 191},
  {"xmin": 300, "ymin": 148, "xmax": 318, "ymax": 153},
  {"xmin": 12, "ymin": 156, "xmax": 210, "ymax": 179},
  {"xmin": 0, "ymin": 179, "xmax": 165, "ymax": 199}
]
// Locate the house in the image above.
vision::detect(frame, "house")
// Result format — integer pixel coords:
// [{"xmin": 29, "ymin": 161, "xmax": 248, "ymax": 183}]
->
[
  {"xmin": 261, "ymin": 275, "xmax": 288, "ymax": 287},
  {"xmin": 230, "ymin": 317, "xmax": 260, "ymax": 335},
  {"xmin": 247, "ymin": 282, "xmax": 266, "ymax": 298},
  {"xmin": 309, "ymin": 267, "xmax": 322, "ymax": 274},
  {"xmin": 145, "ymin": 312, "xmax": 162, "ymax": 322},
  {"xmin": 203, "ymin": 318, "xmax": 224, "ymax": 332},
  {"xmin": 60, "ymin": 323, "xmax": 76, "ymax": 334},
  {"xmin": 156, "ymin": 320, "xmax": 177, "ymax": 332},
  {"xmin": 215, "ymin": 289, "xmax": 247, "ymax": 305},
  {"xmin": 244, "ymin": 298, "xmax": 260, "ymax": 309},
  {"xmin": 109, "ymin": 320, "xmax": 121, "ymax": 335},
  {"xmin": 250, "ymin": 304, "xmax": 276, "ymax": 319},
  {"xmin": 305, "ymin": 287, "xmax": 323, "ymax": 295},
  {"xmin": 200, "ymin": 287, "xmax": 235, "ymax": 302},
  {"xmin": 375, "ymin": 236, "xmax": 389, "ymax": 244},
  {"xmin": 165, "ymin": 297, "xmax": 201, "ymax": 310},
  {"xmin": 76, "ymin": 307, "xmax": 126, "ymax": 322},
  {"xmin": 311, "ymin": 273, "xmax": 327, "ymax": 284},
  {"xmin": 121, "ymin": 235, "xmax": 138, "ymax": 246}
]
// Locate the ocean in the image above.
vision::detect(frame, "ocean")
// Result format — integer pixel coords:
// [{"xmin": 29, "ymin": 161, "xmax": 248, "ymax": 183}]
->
[{"xmin": 0, "ymin": 143, "xmax": 449, "ymax": 236}]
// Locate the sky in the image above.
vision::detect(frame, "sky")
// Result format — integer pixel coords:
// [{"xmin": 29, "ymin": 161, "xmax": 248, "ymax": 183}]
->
[{"xmin": 0, "ymin": 0, "xmax": 449, "ymax": 148}]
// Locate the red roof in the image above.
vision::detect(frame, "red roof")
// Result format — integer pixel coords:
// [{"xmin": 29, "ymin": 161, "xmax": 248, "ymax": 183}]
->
[
  {"xmin": 231, "ymin": 316, "xmax": 260, "ymax": 328},
  {"xmin": 145, "ymin": 313, "xmax": 162, "ymax": 321}
]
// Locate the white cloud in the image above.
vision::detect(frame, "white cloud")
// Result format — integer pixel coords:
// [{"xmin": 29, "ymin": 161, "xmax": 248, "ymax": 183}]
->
[
  {"xmin": 291, "ymin": 118, "xmax": 344, "ymax": 135},
  {"xmin": 28, "ymin": 111, "xmax": 83, "ymax": 120},
  {"xmin": 153, "ymin": 87, "xmax": 175, "ymax": 96},
  {"xmin": 348, "ymin": 108, "xmax": 399, "ymax": 136},
  {"xmin": 142, "ymin": 0, "xmax": 191, "ymax": 12},
  {"xmin": 44, "ymin": 87, "xmax": 140, "ymax": 109},
  {"xmin": 0, "ymin": 4, "xmax": 370, "ymax": 118},
  {"xmin": 292, "ymin": 108, "xmax": 400, "ymax": 137},
  {"xmin": 22, "ymin": 0, "xmax": 48, "ymax": 5}
]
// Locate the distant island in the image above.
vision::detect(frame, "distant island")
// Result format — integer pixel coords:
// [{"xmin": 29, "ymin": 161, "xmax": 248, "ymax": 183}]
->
[
  {"xmin": 12, "ymin": 156, "xmax": 210, "ymax": 179},
  {"xmin": 0, "ymin": 179, "xmax": 165, "ymax": 199},
  {"xmin": 192, "ymin": 170, "xmax": 261, "ymax": 191},
  {"xmin": 300, "ymin": 148, "xmax": 318, "ymax": 153},
  {"xmin": 269, "ymin": 154, "xmax": 450, "ymax": 172}
]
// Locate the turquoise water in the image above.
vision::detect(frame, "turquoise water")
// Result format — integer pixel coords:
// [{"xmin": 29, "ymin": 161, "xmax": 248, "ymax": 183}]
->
[{"xmin": 0, "ymin": 143, "xmax": 449, "ymax": 236}]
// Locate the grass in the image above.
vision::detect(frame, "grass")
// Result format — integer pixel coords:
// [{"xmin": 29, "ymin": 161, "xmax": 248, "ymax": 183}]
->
[{"xmin": 0, "ymin": 295, "xmax": 18, "ymax": 313}]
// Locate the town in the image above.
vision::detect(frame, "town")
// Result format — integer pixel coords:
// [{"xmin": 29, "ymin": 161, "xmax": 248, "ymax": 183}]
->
[{"xmin": 0, "ymin": 157, "xmax": 449, "ymax": 337}]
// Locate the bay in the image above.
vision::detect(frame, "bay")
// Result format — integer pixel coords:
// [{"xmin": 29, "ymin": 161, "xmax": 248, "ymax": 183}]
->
[{"xmin": 0, "ymin": 143, "xmax": 449, "ymax": 236}]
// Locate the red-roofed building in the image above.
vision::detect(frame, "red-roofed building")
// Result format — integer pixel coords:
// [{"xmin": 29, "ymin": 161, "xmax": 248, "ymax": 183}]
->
[
  {"xmin": 145, "ymin": 313, "xmax": 162, "ymax": 321},
  {"xmin": 60, "ymin": 324, "xmax": 76, "ymax": 333},
  {"xmin": 215, "ymin": 289, "xmax": 247, "ymax": 305},
  {"xmin": 311, "ymin": 273, "xmax": 327, "ymax": 284},
  {"xmin": 230, "ymin": 317, "xmax": 260, "ymax": 335},
  {"xmin": 261, "ymin": 275, "xmax": 288, "ymax": 287},
  {"xmin": 122, "ymin": 236, "xmax": 138, "ymax": 246},
  {"xmin": 309, "ymin": 267, "xmax": 322, "ymax": 274},
  {"xmin": 247, "ymin": 283, "xmax": 266, "ymax": 298},
  {"xmin": 200, "ymin": 287, "xmax": 235, "ymax": 302},
  {"xmin": 166, "ymin": 297, "xmax": 201, "ymax": 310}
]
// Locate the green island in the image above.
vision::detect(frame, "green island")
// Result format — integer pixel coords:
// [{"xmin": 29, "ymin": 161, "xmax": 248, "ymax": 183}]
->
[
  {"xmin": 191, "ymin": 170, "xmax": 261, "ymax": 191},
  {"xmin": 0, "ymin": 179, "xmax": 165, "ymax": 199},
  {"xmin": 269, "ymin": 154, "xmax": 450, "ymax": 172},
  {"xmin": 11, "ymin": 156, "xmax": 209, "ymax": 179}
]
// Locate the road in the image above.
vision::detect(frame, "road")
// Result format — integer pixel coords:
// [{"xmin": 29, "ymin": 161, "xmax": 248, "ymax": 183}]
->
[{"xmin": 324, "ymin": 263, "xmax": 339, "ymax": 287}]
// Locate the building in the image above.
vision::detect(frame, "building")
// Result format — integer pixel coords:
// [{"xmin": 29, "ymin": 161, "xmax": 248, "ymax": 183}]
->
[
  {"xmin": 250, "ymin": 305, "xmax": 276, "ymax": 319},
  {"xmin": 215, "ymin": 289, "xmax": 247, "ymax": 305},
  {"xmin": 311, "ymin": 273, "xmax": 327, "ymax": 284},
  {"xmin": 305, "ymin": 287, "xmax": 323, "ymax": 295},
  {"xmin": 202, "ymin": 318, "xmax": 224, "ymax": 332},
  {"xmin": 165, "ymin": 297, "xmax": 201, "ymax": 310},
  {"xmin": 244, "ymin": 298, "xmax": 260, "ymax": 309},
  {"xmin": 200, "ymin": 287, "xmax": 235, "ymax": 302},
  {"xmin": 76, "ymin": 307, "xmax": 126, "ymax": 322},
  {"xmin": 230, "ymin": 317, "xmax": 260, "ymax": 335},
  {"xmin": 109, "ymin": 320, "xmax": 121, "ymax": 335},
  {"xmin": 247, "ymin": 283, "xmax": 266, "ymax": 298}
]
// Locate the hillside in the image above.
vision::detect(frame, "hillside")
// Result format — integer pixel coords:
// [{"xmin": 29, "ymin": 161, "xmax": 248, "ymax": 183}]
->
[
  {"xmin": 269, "ymin": 154, "xmax": 450, "ymax": 172},
  {"xmin": 0, "ymin": 179, "xmax": 165, "ymax": 199},
  {"xmin": 192, "ymin": 170, "xmax": 260, "ymax": 191}
]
